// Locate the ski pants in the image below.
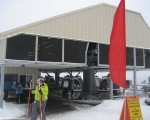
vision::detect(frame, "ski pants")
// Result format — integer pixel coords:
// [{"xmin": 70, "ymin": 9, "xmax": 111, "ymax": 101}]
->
[{"xmin": 31, "ymin": 100, "xmax": 47, "ymax": 120}]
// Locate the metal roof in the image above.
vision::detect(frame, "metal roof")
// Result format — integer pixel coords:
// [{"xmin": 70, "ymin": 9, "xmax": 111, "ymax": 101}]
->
[{"xmin": 0, "ymin": 3, "xmax": 150, "ymax": 49}]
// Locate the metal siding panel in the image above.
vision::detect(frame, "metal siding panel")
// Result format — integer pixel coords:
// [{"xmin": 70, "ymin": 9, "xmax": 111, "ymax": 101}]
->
[
  {"xmin": 5, "ymin": 67, "xmax": 38, "ymax": 76},
  {"xmin": 89, "ymin": 8, "xmax": 98, "ymax": 42},
  {"xmin": 83, "ymin": 10, "xmax": 90, "ymax": 40},
  {"xmin": 5, "ymin": 67, "xmax": 38, "ymax": 86},
  {"xmin": 95, "ymin": 7, "xmax": 101, "ymax": 42},
  {"xmin": 126, "ymin": 12, "xmax": 132, "ymax": 46},
  {"xmin": 92, "ymin": 8, "xmax": 98, "ymax": 41},
  {"xmin": 99, "ymin": 6, "xmax": 114, "ymax": 44},
  {"xmin": 75, "ymin": 13, "xmax": 82, "ymax": 39},
  {"xmin": 44, "ymin": 21, "xmax": 49, "ymax": 35},
  {"xmin": 137, "ymin": 17, "xmax": 142, "ymax": 46},
  {"xmin": 133, "ymin": 15, "xmax": 138, "ymax": 46},
  {"xmin": 103, "ymin": 7, "xmax": 109, "ymax": 43},
  {"xmin": 51, "ymin": 19, "xmax": 60, "ymax": 36},
  {"xmin": 137, "ymin": 16, "xmax": 143, "ymax": 46},
  {"xmin": 99, "ymin": 7, "xmax": 105, "ymax": 43},
  {"xmin": 140, "ymin": 17, "xmax": 145, "ymax": 47},
  {"xmin": 126, "ymin": 12, "xmax": 150, "ymax": 48}
]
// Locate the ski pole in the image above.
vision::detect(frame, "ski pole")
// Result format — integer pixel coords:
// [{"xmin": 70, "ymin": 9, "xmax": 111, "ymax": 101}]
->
[
  {"xmin": 26, "ymin": 80, "xmax": 32, "ymax": 120},
  {"xmin": 38, "ymin": 81, "xmax": 43, "ymax": 120}
]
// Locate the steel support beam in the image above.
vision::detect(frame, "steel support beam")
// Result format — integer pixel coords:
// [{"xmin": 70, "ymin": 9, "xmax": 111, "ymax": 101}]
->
[{"xmin": 0, "ymin": 64, "xmax": 5, "ymax": 108}]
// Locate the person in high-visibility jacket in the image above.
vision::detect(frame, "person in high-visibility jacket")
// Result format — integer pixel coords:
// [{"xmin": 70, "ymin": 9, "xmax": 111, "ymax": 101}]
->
[{"xmin": 31, "ymin": 77, "xmax": 48, "ymax": 120}]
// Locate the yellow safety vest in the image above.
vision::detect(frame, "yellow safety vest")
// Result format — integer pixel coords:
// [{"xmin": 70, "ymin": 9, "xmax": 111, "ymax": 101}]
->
[{"xmin": 32, "ymin": 82, "xmax": 48, "ymax": 101}]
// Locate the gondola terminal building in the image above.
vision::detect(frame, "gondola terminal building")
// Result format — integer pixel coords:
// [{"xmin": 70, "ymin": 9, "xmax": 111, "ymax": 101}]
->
[{"xmin": 0, "ymin": 3, "xmax": 150, "ymax": 105}]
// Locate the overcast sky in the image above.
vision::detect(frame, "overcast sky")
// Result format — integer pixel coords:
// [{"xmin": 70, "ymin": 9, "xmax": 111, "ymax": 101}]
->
[{"xmin": 0, "ymin": 0, "xmax": 150, "ymax": 33}]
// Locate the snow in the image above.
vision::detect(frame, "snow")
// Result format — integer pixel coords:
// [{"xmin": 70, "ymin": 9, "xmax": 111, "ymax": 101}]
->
[
  {"xmin": 0, "ymin": 102, "xmax": 26, "ymax": 119},
  {"xmin": 0, "ymin": 97, "xmax": 149, "ymax": 120},
  {"xmin": 49, "ymin": 100, "xmax": 122, "ymax": 120}
]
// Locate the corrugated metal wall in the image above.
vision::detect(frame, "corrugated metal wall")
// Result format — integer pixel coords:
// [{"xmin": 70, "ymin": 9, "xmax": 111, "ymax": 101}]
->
[
  {"xmin": 1, "ymin": 4, "xmax": 150, "ymax": 49},
  {"xmin": 18, "ymin": 5, "xmax": 114, "ymax": 43},
  {"xmin": 5, "ymin": 67, "xmax": 38, "ymax": 74}
]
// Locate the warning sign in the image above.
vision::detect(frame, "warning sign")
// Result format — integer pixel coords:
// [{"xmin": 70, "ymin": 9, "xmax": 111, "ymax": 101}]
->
[
  {"xmin": 127, "ymin": 96, "xmax": 143, "ymax": 119},
  {"xmin": 120, "ymin": 96, "xmax": 143, "ymax": 120}
]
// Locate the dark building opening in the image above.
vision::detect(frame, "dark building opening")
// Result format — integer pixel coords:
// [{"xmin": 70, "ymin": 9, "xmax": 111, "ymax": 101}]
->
[
  {"xmin": 99, "ymin": 44, "xmax": 109, "ymax": 65},
  {"xmin": 38, "ymin": 37, "xmax": 62, "ymax": 62},
  {"xmin": 6, "ymin": 34, "xmax": 35, "ymax": 61},
  {"xmin": 126, "ymin": 47, "xmax": 134, "ymax": 66},
  {"xmin": 136, "ymin": 48, "xmax": 144, "ymax": 66},
  {"xmin": 145, "ymin": 49, "xmax": 150, "ymax": 68},
  {"xmin": 64, "ymin": 39, "xmax": 87, "ymax": 63},
  {"xmin": 87, "ymin": 42, "xmax": 98, "ymax": 66}
]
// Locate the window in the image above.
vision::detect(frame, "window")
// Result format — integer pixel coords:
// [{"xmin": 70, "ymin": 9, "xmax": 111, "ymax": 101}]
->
[
  {"xmin": 136, "ymin": 48, "xmax": 144, "ymax": 66},
  {"xmin": 20, "ymin": 74, "xmax": 33, "ymax": 88},
  {"xmin": 5, "ymin": 74, "xmax": 18, "ymax": 82},
  {"xmin": 38, "ymin": 37, "xmax": 62, "ymax": 62},
  {"xmin": 99, "ymin": 44, "xmax": 109, "ymax": 65},
  {"xmin": 145, "ymin": 49, "xmax": 150, "ymax": 68},
  {"xmin": 4, "ymin": 74, "xmax": 18, "ymax": 90},
  {"xmin": 64, "ymin": 40, "xmax": 87, "ymax": 63},
  {"xmin": 6, "ymin": 34, "xmax": 35, "ymax": 61},
  {"xmin": 126, "ymin": 47, "xmax": 134, "ymax": 66}
]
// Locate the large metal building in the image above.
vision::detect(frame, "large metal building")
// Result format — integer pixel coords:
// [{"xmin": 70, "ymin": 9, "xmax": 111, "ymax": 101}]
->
[{"xmin": 0, "ymin": 3, "xmax": 150, "ymax": 106}]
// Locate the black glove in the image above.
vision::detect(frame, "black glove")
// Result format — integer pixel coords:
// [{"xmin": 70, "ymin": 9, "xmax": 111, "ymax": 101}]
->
[{"xmin": 39, "ymin": 89, "xmax": 42, "ymax": 95}]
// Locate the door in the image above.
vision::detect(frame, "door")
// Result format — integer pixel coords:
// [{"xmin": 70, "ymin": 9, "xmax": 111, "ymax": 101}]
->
[{"xmin": 20, "ymin": 75, "xmax": 26, "ymax": 88}]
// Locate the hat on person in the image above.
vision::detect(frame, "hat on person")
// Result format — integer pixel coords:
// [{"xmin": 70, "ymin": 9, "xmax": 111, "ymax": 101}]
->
[{"xmin": 37, "ymin": 77, "xmax": 45, "ymax": 82}]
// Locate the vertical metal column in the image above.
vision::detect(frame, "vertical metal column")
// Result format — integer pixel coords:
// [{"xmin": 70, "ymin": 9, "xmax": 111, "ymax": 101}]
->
[
  {"xmin": 55, "ymin": 71, "xmax": 60, "ymax": 91},
  {"xmin": 97, "ymin": 43, "xmax": 100, "ymax": 66},
  {"xmin": 109, "ymin": 79, "xmax": 114, "ymax": 99},
  {"xmin": 143, "ymin": 49, "xmax": 145, "ymax": 68},
  {"xmin": 83, "ymin": 68, "xmax": 95, "ymax": 99},
  {"xmin": 85, "ymin": 42, "xmax": 89, "ymax": 65},
  {"xmin": 35, "ymin": 36, "xmax": 38, "ymax": 63},
  {"xmin": 62, "ymin": 39, "xmax": 64, "ymax": 64},
  {"xmin": 0, "ymin": 64, "xmax": 5, "ymax": 108},
  {"xmin": 133, "ymin": 48, "xmax": 137, "ymax": 96}
]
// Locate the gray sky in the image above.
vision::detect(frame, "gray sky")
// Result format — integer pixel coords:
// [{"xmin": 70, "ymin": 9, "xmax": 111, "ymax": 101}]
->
[{"xmin": 0, "ymin": 0, "xmax": 150, "ymax": 32}]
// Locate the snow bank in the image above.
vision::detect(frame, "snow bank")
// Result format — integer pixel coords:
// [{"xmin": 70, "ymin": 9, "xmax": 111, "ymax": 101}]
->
[
  {"xmin": 48, "ymin": 98, "xmax": 150, "ymax": 120},
  {"xmin": 139, "ymin": 98, "xmax": 150, "ymax": 120},
  {"xmin": 0, "ymin": 101, "xmax": 26, "ymax": 119},
  {"xmin": 0, "ymin": 97, "xmax": 149, "ymax": 120}
]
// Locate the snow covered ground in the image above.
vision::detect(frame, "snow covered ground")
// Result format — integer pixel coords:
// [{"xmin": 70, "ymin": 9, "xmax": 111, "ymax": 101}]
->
[
  {"xmin": 0, "ymin": 96, "xmax": 149, "ymax": 120},
  {"xmin": 0, "ymin": 101, "xmax": 26, "ymax": 119}
]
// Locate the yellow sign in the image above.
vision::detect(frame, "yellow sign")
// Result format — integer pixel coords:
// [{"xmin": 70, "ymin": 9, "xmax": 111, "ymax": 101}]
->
[
  {"xmin": 120, "ymin": 96, "xmax": 143, "ymax": 120},
  {"xmin": 127, "ymin": 96, "xmax": 143, "ymax": 120}
]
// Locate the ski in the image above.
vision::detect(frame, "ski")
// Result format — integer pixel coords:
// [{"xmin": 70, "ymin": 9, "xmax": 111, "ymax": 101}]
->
[
  {"xmin": 38, "ymin": 80, "xmax": 43, "ymax": 120},
  {"xmin": 26, "ymin": 80, "xmax": 32, "ymax": 120}
]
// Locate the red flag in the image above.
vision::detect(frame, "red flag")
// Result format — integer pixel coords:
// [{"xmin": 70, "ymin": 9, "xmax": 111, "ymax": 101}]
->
[{"xmin": 109, "ymin": 0, "xmax": 126, "ymax": 89}]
